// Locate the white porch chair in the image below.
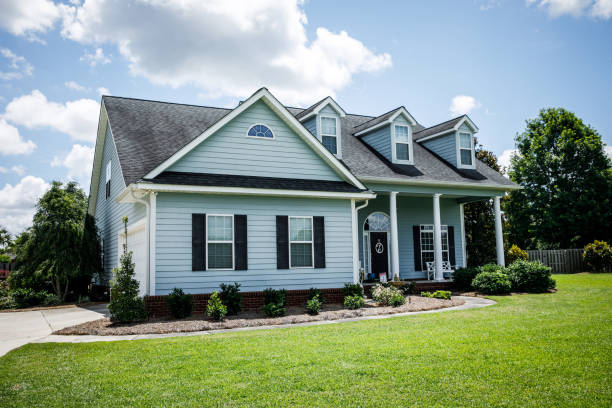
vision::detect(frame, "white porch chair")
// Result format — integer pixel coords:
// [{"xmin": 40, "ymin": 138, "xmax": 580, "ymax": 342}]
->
[{"xmin": 426, "ymin": 261, "xmax": 454, "ymax": 280}]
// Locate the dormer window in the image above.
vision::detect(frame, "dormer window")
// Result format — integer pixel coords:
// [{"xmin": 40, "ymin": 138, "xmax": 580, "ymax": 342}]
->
[
  {"xmin": 247, "ymin": 124, "xmax": 274, "ymax": 139},
  {"xmin": 392, "ymin": 124, "xmax": 413, "ymax": 164},
  {"xmin": 320, "ymin": 116, "xmax": 338, "ymax": 155},
  {"xmin": 459, "ymin": 132, "xmax": 474, "ymax": 167}
]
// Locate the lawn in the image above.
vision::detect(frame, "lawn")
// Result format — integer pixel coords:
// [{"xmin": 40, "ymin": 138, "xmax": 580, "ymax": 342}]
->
[{"xmin": 1, "ymin": 274, "xmax": 611, "ymax": 407}]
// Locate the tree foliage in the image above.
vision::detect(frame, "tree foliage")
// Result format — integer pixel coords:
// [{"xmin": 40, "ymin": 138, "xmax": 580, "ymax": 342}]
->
[
  {"xmin": 505, "ymin": 108, "xmax": 612, "ymax": 249},
  {"xmin": 0, "ymin": 226, "xmax": 12, "ymax": 255}
]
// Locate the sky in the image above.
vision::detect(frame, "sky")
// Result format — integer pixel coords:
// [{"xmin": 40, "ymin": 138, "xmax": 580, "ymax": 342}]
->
[{"xmin": 0, "ymin": 0, "xmax": 611, "ymax": 235}]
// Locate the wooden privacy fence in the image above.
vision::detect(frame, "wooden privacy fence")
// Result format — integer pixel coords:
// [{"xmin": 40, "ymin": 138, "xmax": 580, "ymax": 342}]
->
[{"xmin": 526, "ymin": 249, "xmax": 584, "ymax": 274}]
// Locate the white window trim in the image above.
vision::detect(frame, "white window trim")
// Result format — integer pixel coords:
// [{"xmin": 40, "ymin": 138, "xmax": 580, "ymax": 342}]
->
[
  {"xmin": 288, "ymin": 216, "xmax": 315, "ymax": 269},
  {"xmin": 318, "ymin": 114, "xmax": 342, "ymax": 159},
  {"xmin": 419, "ymin": 224, "xmax": 449, "ymax": 271},
  {"xmin": 391, "ymin": 123, "xmax": 414, "ymax": 165},
  {"xmin": 105, "ymin": 161, "xmax": 112, "ymax": 182},
  {"xmin": 245, "ymin": 123, "xmax": 275, "ymax": 140},
  {"xmin": 456, "ymin": 132, "xmax": 476, "ymax": 169},
  {"xmin": 206, "ymin": 214, "xmax": 235, "ymax": 271}
]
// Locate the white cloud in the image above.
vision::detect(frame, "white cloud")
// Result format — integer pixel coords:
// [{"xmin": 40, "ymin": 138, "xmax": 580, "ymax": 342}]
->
[
  {"xmin": 51, "ymin": 144, "xmax": 94, "ymax": 190},
  {"xmin": 0, "ymin": 166, "xmax": 7, "ymax": 173},
  {"xmin": 0, "ymin": 0, "xmax": 68, "ymax": 42},
  {"xmin": 0, "ymin": 119, "xmax": 36, "ymax": 155},
  {"xmin": 605, "ymin": 145, "xmax": 612, "ymax": 159},
  {"xmin": 59, "ymin": 0, "xmax": 392, "ymax": 105},
  {"xmin": 498, "ymin": 148, "xmax": 519, "ymax": 173},
  {"xmin": 3, "ymin": 90, "xmax": 99, "ymax": 142},
  {"xmin": 0, "ymin": 48, "xmax": 33, "ymax": 80},
  {"xmin": 449, "ymin": 95, "xmax": 481, "ymax": 116},
  {"xmin": 527, "ymin": 0, "xmax": 612, "ymax": 19},
  {"xmin": 0, "ymin": 176, "xmax": 50, "ymax": 234},
  {"xmin": 97, "ymin": 87, "xmax": 110, "ymax": 95},
  {"xmin": 65, "ymin": 80, "xmax": 87, "ymax": 91},
  {"xmin": 80, "ymin": 48, "xmax": 111, "ymax": 67},
  {"xmin": 11, "ymin": 165, "xmax": 26, "ymax": 176}
]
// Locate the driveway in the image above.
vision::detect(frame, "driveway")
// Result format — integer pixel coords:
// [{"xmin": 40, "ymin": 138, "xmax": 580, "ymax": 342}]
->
[{"xmin": 0, "ymin": 304, "xmax": 108, "ymax": 357}]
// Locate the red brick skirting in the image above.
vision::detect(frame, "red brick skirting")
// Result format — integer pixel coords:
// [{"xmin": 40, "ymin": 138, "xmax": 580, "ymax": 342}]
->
[{"xmin": 145, "ymin": 288, "xmax": 345, "ymax": 318}]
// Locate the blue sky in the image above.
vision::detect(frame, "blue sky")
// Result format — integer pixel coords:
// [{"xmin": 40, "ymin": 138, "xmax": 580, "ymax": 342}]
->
[{"xmin": 0, "ymin": 0, "xmax": 611, "ymax": 234}]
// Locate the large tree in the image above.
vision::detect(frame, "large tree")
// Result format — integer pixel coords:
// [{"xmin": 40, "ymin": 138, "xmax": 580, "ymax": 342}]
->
[
  {"xmin": 505, "ymin": 108, "xmax": 612, "ymax": 249},
  {"xmin": 10, "ymin": 181, "xmax": 102, "ymax": 300},
  {"xmin": 463, "ymin": 139, "xmax": 503, "ymax": 266}
]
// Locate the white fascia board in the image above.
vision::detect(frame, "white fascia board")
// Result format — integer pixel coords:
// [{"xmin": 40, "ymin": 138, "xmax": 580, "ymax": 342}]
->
[
  {"xmin": 415, "ymin": 116, "xmax": 480, "ymax": 144},
  {"xmin": 354, "ymin": 108, "xmax": 417, "ymax": 137},
  {"xmin": 298, "ymin": 96, "xmax": 347, "ymax": 121},
  {"xmin": 359, "ymin": 176, "xmax": 522, "ymax": 191},
  {"xmin": 143, "ymin": 88, "xmax": 366, "ymax": 190},
  {"xmin": 116, "ymin": 183, "xmax": 376, "ymax": 202},
  {"xmin": 87, "ymin": 102, "xmax": 109, "ymax": 216}
]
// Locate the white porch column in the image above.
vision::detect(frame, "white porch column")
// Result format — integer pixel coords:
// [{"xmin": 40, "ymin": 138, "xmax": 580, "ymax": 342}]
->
[
  {"xmin": 433, "ymin": 193, "xmax": 444, "ymax": 281},
  {"xmin": 389, "ymin": 192, "xmax": 400, "ymax": 280},
  {"xmin": 149, "ymin": 191, "xmax": 157, "ymax": 295},
  {"xmin": 459, "ymin": 203, "xmax": 467, "ymax": 268},
  {"xmin": 494, "ymin": 196, "xmax": 505, "ymax": 267},
  {"xmin": 351, "ymin": 200, "xmax": 359, "ymax": 284}
]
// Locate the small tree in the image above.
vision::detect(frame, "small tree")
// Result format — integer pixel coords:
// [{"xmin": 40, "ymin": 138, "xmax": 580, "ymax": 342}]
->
[
  {"xmin": 108, "ymin": 217, "xmax": 146, "ymax": 323},
  {"xmin": 0, "ymin": 226, "xmax": 12, "ymax": 255}
]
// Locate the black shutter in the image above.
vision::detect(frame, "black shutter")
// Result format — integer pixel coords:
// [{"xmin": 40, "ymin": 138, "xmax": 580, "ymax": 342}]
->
[
  {"xmin": 413, "ymin": 226, "xmax": 422, "ymax": 271},
  {"xmin": 276, "ymin": 216, "xmax": 289, "ymax": 269},
  {"xmin": 192, "ymin": 214, "xmax": 206, "ymax": 271},
  {"xmin": 313, "ymin": 216, "xmax": 325, "ymax": 268},
  {"xmin": 234, "ymin": 215, "xmax": 248, "ymax": 270},
  {"xmin": 448, "ymin": 226, "xmax": 456, "ymax": 266}
]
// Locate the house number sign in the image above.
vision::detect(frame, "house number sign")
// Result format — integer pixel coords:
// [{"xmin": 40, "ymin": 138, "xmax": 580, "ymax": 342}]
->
[{"xmin": 375, "ymin": 240, "xmax": 384, "ymax": 254}]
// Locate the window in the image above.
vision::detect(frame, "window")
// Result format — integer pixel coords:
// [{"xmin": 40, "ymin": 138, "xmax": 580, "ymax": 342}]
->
[
  {"xmin": 207, "ymin": 215, "xmax": 234, "ymax": 270},
  {"xmin": 247, "ymin": 124, "xmax": 274, "ymax": 139},
  {"xmin": 289, "ymin": 217, "xmax": 313, "ymax": 268},
  {"xmin": 394, "ymin": 125, "xmax": 411, "ymax": 162},
  {"xmin": 459, "ymin": 132, "xmax": 473, "ymax": 166},
  {"xmin": 105, "ymin": 161, "xmax": 112, "ymax": 199},
  {"xmin": 420, "ymin": 225, "xmax": 449, "ymax": 269},
  {"xmin": 320, "ymin": 116, "xmax": 337, "ymax": 154}
]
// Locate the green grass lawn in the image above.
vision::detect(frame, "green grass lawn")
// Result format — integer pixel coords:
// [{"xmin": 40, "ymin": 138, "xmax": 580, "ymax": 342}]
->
[{"xmin": 1, "ymin": 274, "xmax": 611, "ymax": 407}]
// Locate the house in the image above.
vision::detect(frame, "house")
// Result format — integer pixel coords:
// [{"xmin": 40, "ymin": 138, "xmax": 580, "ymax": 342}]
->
[{"xmin": 88, "ymin": 88, "xmax": 519, "ymax": 297}]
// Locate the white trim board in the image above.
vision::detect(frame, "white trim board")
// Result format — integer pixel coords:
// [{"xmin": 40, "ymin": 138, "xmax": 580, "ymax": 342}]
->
[
  {"xmin": 354, "ymin": 107, "xmax": 417, "ymax": 137},
  {"xmin": 298, "ymin": 96, "xmax": 346, "ymax": 121},
  {"xmin": 415, "ymin": 115, "xmax": 479, "ymax": 144},
  {"xmin": 143, "ymin": 88, "xmax": 366, "ymax": 191}
]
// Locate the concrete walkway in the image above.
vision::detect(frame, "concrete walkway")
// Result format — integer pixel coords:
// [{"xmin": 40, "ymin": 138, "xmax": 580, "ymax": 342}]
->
[
  {"xmin": 0, "ymin": 304, "xmax": 108, "ymax": 356},
  {"xmin": 28, "ymin": 296, "xmax": 495, "ymax": 346}
]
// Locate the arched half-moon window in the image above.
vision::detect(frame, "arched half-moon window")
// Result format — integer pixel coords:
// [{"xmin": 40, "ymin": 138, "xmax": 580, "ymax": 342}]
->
[{"xmin": 247, "ymin": 124, "xmax": 274, "ymax": 139}]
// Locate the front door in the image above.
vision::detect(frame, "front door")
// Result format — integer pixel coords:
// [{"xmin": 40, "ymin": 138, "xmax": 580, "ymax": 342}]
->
[{"xmin": 370, "ymin": 232, "xmax": 389, "ymax": 280}]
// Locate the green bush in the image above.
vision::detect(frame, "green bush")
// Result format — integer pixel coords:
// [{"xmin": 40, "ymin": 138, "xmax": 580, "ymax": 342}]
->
[
  {"xmin": 389, "ymin": 292, "xmax": 406, "ymax": 307},
  {"xmin": 506, "ymin": 244, "xmax": 528, "ymax": 265},
  {"xmin": 305, "ymin": 295, "xmax": 322, "ymax": 315},
  {"xmin": 42, "ymin": 293, "xmax": 61, "ymax": 306},
  {"xmin": 344, "ymin": 294, "xmax": 364, "ymax": 310},
  {"xmin": 263, "ymin": 288, "xmax": 287, "ymax": 306},
  {"xmin": 342, "ymin": 283, "xmax": 363, "ymax": 298},
  {"xmin": 219, "ymin": 282, "xmax": 242, "ymax": 315},
  {"xmin": 472, "ymin": 271, "xmax": 512, "ymax": 295},
  {"xmin": 421, "ymin": 291, "xmax": 433, "ymax": 298},
  {"xmin": 206, "ymin": 291, "xmax": 227, "ymax": 321},
  {"xmin": 453, "ymin": 267, "xmax": 480, "ymax": 291},
  {"xmin": 166, "ymin": 288, "xmax": 193, "ymax": 318},
  {"xmin": 507, "ymin": 260, "xmax": 555, "ymax": 292},
  {"xmin": 10, "ymin": 288, "xmax": 46, "ymax": 308},
  {"xmin": 583, "ymin": 240, "xmax": 612, "ymax": 272},
  {"xmin": 108, "ymin": 250, "xmax": 146, "ymax": 323},
  {"xmin": 263, "ymin": 302, "xmax": 286, "ymax": 317},
  {"xmin": 400, "ymin": 281, "xmax": 417, "ymax": 295},
  {"xmin": 480, "ymin": 263, "xmax": 507, "ymax": 274},
  {"xmin": 0, "ymin": 295, "xmax": 17, "ymax": 310},
  {"xmin": 371, "ymin": 283, "xmax": 402, "ymax": 306},
  {"xmin": 432, "ymin": 290, "xmax": 451, "ymax": 300},
  {"xmin": 307, "ymin": 287, "xmax": 324, "ymax": 303}
]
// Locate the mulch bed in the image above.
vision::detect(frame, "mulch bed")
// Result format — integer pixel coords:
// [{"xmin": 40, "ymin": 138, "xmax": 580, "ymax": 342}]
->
[{"xmin": 54, "ymin": 296, "xmax": 464, "ymax": 336}]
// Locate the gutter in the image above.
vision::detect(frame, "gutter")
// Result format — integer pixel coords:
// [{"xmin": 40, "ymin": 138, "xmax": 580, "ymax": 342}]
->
[{"xmin": 358, "ymin": 176, "xmax": 522, "ymax": 191}]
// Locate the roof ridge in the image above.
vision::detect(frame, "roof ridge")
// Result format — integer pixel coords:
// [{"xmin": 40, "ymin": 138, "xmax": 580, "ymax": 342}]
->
[
  {"xmin": 352, "ymin": 106, "xmax": 404, "ymax": 129},
  {"xmin": 103, "ymin": 95, "xmax": 233, "ymax": 111},
  {"xmin": 414, "ymin": 114, "xmax": 465, "ymax": 133}
]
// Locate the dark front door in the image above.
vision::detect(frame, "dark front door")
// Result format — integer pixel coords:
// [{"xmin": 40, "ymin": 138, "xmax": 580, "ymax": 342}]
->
[{"xmin": 370, "ymin": 232, "xmax": 388, "ymax": 280}]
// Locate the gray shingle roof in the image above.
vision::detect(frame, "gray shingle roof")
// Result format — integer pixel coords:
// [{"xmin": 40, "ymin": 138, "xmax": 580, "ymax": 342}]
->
[
  {"xmin": 413, "ymin": 116, "xmax": 464, "ymax": 140},
  {"xmin": 102, "ymin": 95, "xmax": 516, "ymax": 190},
  {"xmin": 294, "ymin": 97, "xmax": 327, "ymax": 119},
  {"xmin": 352, "ymin": 107, "xmax": 403, "ymax": 135}
]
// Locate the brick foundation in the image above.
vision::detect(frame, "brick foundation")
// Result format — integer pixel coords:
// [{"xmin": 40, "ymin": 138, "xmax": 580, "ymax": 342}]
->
[{"xmin": 145, "ymin": 287, "xmax": 345, "ymax": 318}]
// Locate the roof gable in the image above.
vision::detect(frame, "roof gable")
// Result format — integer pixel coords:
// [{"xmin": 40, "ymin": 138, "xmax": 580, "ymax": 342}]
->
[
  {"xmin": 414, "ymin": 115, "xmax": 479, "ymax": 142},
  {"xmin": 353, "ymin": 107, "xmax": 417, "ymax": 136},
  {"xmin": 295, "ymin": 96, "xmax": 346, "ymax": 121}
]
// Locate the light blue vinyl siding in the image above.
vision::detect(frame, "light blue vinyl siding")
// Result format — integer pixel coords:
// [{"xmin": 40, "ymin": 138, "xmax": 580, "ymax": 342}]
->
[
  {"xmin": 155, "ymin": 193, "xmax": 354, "ymax": 294},
  {"xmin": 94, "ymin": 125, "xmax": 145, "ymax": 282},
  {"xmin": 422, "ymin": 133, "xmax": 457, "ymax": 166},
  {"xmin": 303, "ymin": 117, "xmax": 317, "ymax": 137},
  {"xmin": 168, "ymin": 100, "xmax": 342, "ymax": 181},
  {"xmin": 357, "ymin": 194, "xmax": 464, "ymax": 279},
  {"xmin": 362, "ymin": 125, "xmax": 392, "ymax": 162}
]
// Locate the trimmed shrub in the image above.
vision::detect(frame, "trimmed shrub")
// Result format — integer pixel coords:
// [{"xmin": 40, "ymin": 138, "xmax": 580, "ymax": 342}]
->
[
  {"xmin": 453, "ymin": 267, "xmax": 480, "ymax": 291},
  {"xmin": 472, "ymin": 271, "xmax": 511, "ymax": 295},
  {"xmin": 480, "ymin": 263, "xmax": 507, "ymax": 274},
  {"xmin": 506, "ymin": 244, "xmax": 528, "ymax": 265},
  {"xmin": 400, "ymin": 281, "xmax": 417, "ymax": 295},
  {"xmin": 583, "ymin": 240, "xmax": 612, "ymax": 272},
  {"xmin": 389, "ymin": 292, "xmax": 406, "ymax": 307},
  {"xmin": 0, "ymin": 295, "xmax": 16, "ymax": 310},
  {"xmin": 42, "ymin": 293, "xmax": 61, "ymax": 306},
  {"xmin": 263, "ymin": 302, "xmax": 286, "ymax": 317},
  {"xmin": 421, "ymin": 291, "xmax": 451, "ymax": 300},
  {"xmin": 263, "ymin": 288, "xmax": 287, "ymax": 306},
  {"xmin": 166, "ymin": 287, "xmax": 193, "ymax": 318},
  {"xmin": 507, "ymin": 260, "xmax": 555, "ymax": 292},
  {"xmin": 10, "ymin": 288, "xmax": 46, "ymax": 308},
  {"xmin": 342, "ymin": 283, "xmax": 363, "ymax": 298},
  {"xmin": 371, "ymin": 283, "xmax": 402, "ymax": 306},
  {"xmin": 219, "ymin": 282, "xmax": 242, "ymax": 315},
  {"xmin": 344, "ymin": 294, "xmax": 364, "ymax": 310},
  {"xmin": 206, "ymin": 291, "xmax": 227, "ymax": 321},
  {"xmin": 305, "ymin": 295, "xmax": 322, "ymax": 315},
  {"xmin": 307, "ymin": 287, "xmax": 324, "ymax": 303}
]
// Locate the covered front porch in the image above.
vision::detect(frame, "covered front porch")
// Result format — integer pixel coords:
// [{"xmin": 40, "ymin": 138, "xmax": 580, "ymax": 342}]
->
[{"xmin": 352, "ymin": 186, "xmax": 505, "ymax": 283}]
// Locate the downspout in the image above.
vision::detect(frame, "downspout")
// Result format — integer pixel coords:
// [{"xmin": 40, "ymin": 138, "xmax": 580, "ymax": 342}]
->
[
  {"xmin": 129, "ymin": 189, "xmax": 150, "ymax": 296},
  {"xmin": 352, "ymin": 199, "xmax": 370, "ymax": 284}
]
